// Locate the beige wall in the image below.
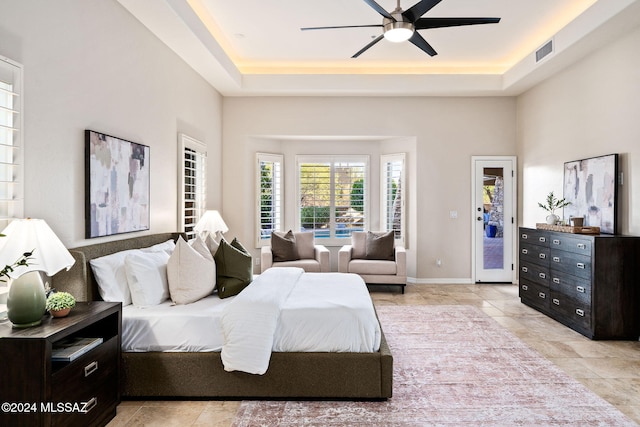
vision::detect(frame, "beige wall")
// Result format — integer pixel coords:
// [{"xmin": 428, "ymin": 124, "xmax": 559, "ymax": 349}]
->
[
  {"xmin": 0, "ymin": 0, "xmax": 223, "ymax": 247},
  {"xmin": 517, "ymin": 26, "xmax": 640, "ymax": 235},
  {"xmin": 222, "ymin": 96, "xmax": 517, "ymax": 281}
]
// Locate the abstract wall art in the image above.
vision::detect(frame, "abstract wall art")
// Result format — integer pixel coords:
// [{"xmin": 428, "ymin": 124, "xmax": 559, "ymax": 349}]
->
[
  {"xmin": 563, "ymin": 153, "xmax": 618, "ymax": 234},
  {"xmin": 85, "ymin": 130, "xmax": 150, "ymax": 238}
]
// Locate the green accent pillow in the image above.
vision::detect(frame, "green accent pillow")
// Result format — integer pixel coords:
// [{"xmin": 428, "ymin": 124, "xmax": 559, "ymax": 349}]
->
[{"xmin": 214, "ymin": 238, "xmax": 253, "ymax": 299}]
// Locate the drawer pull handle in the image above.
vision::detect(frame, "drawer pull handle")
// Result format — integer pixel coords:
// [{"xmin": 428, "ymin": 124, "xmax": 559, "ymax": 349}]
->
[
  {"xmin": 539, "ymin": 272, "xmax": 546, "ymax": 279},
  {"xmin": 552, "ymin": 239, "xmax": 560, "ymax": 245},
  {"xmin": 552, "ymin": 256, "xmax": 560, "ymax": 262},
  {"xmin": 553, "ymin": 298, "xmax": 560, "ymax": 305},
  {"xmin": 84, "ymin": 397, "xmax": 97, "ymax": 414},
  {"xmin": 577, "ymin": 243, "xmax": 586, "ymax": 249},
  {"xmin": 522, "ymin": 234, "xmax": 528, "ymax": 239},
  {"xmin": 539, "ymin": 253, "xmax": 546, "ymax": 259},
  {"xmin": 576, "ymin": 308, "xmax": 585, "ymax": 317},
  {"xmin": 522, "ymin": 248, "xmax": 528, "ymax": 254},
  {"xmin": 576, "ymin": 286, "xmax": 585, "ymax": 293},
  {"xmin": 84, "ymin": 361, "xmax": 98, "ymax": 377},
  {"xmin": 521, "ymin": 266, "xmax": 528, "ymax": 273},
  {"xmin": 576, "ymin": 262, "xmax": 585, "ymax": 269},
  {"xmin": 539, "ymin": 237, "xmax": 546, "ymax": 243},
  {"xmin": 538, "ymin": 292, "xmax": 546, "ymax": 299},
  {"xmin": 522, "ymin": 284, "xmax": 528, "ymax": 291},
  {"xmin": 553, "ymin": 278, "xmax": 560, "ymax": 284}
]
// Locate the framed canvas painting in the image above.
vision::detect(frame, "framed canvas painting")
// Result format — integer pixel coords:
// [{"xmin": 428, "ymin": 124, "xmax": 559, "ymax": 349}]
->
[
  {"xmin": 85, "ymin": 130, "xmax": 150, "ymax": 238},
  {"xmin": 563, "ymin": 153, "xmax": 618, "ymax": 234}
]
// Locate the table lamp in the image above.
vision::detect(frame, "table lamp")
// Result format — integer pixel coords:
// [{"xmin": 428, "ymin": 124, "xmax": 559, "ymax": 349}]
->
[
  {"xmin": 194, "ymin": 210, "xmax": 228, "ymax": 240},
  {"xmin": 0, "ymin": 218, "xmax": 75, "ymax": 328}
]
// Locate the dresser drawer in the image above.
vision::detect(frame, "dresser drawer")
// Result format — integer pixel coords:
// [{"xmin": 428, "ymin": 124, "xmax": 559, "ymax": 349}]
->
[
  {"xmin": 549, "ymin": 270, "xmax": 591, "ymax": 304},
  {"xmin": 520, "ymin": 280, "xmax": 550, "ymax": 313},
  {"xmin": 52, "ymin": 336, "xmax": 118, "ymax": 402},
  {"xmin": 519, "ymin": 229, "xmax": 549, "ymax": 247},
  {"xmin": 549, "ymin": 250, "xmax": 592, "ymax": 279},
  {"xmin": 549, "ymin": 234, "xmax": 592, "ymax": 256},
  {"xmin": 519, "ymin": 261, "xmax": 550, "ymax": 287},
  {"xmin": 51, "ymin": 375, "xmax": 118, "ymax": 427},
  {"xmin": 520, "ymin": 242, "xmax": 550, "ymax": 267},
  {"xmin": 550, "ymin": 291, "xmax": 591, "ymax": 331}
]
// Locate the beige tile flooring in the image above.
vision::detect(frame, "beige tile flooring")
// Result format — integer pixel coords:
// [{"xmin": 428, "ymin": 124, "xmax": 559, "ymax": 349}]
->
[{"xmin": 107, "ymin": 284, "xmax": 640, "ymax": 426}]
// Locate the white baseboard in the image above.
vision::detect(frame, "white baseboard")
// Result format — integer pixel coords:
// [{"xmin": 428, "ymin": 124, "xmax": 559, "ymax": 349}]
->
[{"xmin": 407, "ymin": 277, "xmax": 474, "ymax": 285}]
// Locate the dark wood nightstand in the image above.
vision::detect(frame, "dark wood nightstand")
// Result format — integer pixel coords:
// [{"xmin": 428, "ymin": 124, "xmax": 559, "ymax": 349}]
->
[{"xmin": 0, "ymin": 301, "xmax": 122, "ymax": 427}]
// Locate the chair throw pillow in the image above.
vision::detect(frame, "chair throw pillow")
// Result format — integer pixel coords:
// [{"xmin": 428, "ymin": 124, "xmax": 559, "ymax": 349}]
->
[
  {"xmin": 215, "ymin": 238, "xmax": 253, "ymax": 299},
  {"xmin": 294, "ymin": 231, "xmax": 315, "ymax": 260},
  {"xmin": 351, "ymin": 231, "xmax": 367, "ymax": 259},
  {"xmin": 365, "ymin": 231, "xmax": 395, "ymax": 261},
  {"xmin": 271, "ymin": 230, "xmax": 299, "ymax": 262}
]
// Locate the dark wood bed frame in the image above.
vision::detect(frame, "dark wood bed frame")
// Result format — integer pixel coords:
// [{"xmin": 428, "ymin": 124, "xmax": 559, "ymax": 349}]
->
[{"xmin": 52, "ymin": 233, "xmax": 393, "ymax": 399}]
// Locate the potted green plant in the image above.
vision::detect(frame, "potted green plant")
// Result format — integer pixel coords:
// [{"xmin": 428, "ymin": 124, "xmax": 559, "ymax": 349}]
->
[
  {"xmin": 45, "ymin": 291, "xmax": 76, "ymax": 318},
  {"xmin": 538, "ymin": 191, "xmax": 571, "ymax": 225}
]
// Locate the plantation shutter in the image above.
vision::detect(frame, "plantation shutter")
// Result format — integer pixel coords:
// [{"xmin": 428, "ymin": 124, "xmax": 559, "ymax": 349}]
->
[
  {"xmin": 0, "ymin": 56, "xmax": 23, "ymax": 231},
  {"xmin": 257, "ymin": 153, "xmax": 283, "ymax": 245},
  {"xmin": 179, "ymin": 134, "xmax": 206, "ymax": 240},
  {"xmin": 381, "ymin": 153, "xmax": 405, "ymax": 244}
]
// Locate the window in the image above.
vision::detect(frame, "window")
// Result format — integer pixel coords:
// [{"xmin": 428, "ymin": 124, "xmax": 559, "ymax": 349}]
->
[
  {"xmin": 0, "ymin": 56, "xmax": 23, "ymax": 231},
  {"xmin": 179, "ymin": 134, "xmax": 206, "ymax": 240},
  {"xmin": 297, "ymin": 155, "xmax": 368, "ymax": 242},
  {"xmin": 381, "ymin": 153, "xmax": 406, "ymax": 244},
  {"xmin": 256, "ymin": 153, "xmax": 283, "ymax": 245}
]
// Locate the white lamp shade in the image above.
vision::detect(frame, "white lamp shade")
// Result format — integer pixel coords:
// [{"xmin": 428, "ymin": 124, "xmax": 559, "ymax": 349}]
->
[
  {"xmin": 0, "ymin": 218, "xmax": 75, "ymax": 278},
  {"xmin": 194, "ymin": 210, "xmax": 229, "ymax": 235}
]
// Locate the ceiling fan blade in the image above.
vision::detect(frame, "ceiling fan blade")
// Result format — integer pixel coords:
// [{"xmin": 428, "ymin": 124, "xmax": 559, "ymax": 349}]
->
[
  {"xmin": 352, "ymin": 35, "xmax": 384, "ymax": 58},
  {"xmin": 301, "ymin": 24, "xmax": 383, "ymax": 31},
  {"xmin": 362, "ymin": 0, "xmax": 394, "ymax": 20},
  {"xmin": 409, "ymin": 32, "xmax": 437, "ymax": 56},
  {"xmin": 414, "ymin": 17, "xmax": 501, "ymax": 30},
  {"xmin": 402, "ymin": 0, "xmax": 443, "ymax": 22}
]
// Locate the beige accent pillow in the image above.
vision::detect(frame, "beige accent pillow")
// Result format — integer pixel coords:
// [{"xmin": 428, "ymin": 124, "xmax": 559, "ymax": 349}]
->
[
  {"xmin": 294, "ymin": 231, "xmax": 315, "ymax": 259},
  {"xmin": 351, "ymin": 231, "xmax": 367, "ymax": 259},
  {"xmin": 167, "ymin": 237, "xmax": 216, "ymax": 304}
]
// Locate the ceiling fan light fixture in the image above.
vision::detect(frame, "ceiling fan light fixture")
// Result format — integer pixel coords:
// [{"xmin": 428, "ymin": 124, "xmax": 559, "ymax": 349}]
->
[{"xmin": 383, "ymin": 21, "xmax": 414, "ymax": 43}]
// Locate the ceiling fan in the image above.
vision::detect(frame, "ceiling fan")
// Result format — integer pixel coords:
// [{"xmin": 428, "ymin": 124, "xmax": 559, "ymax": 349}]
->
[{"xmin": 301, "ymin": 0, "xmax": 500, "ymax": 58}]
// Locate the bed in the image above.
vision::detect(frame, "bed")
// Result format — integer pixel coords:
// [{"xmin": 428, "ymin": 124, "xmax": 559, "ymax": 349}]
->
[{"xmin": 51, "ymin": 233, "xmax": 393, "ymax": 399}]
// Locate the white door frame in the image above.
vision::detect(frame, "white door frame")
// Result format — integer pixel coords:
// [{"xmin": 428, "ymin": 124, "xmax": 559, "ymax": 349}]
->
[{"xmin": 471, "ymin": 156, "xmax": 517, "ymax": 284}]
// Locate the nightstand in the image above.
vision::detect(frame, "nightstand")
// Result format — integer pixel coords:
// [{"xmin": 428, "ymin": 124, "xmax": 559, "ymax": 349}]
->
[{"xmin": 0, "ymin": 301, "xmax": 122, "ymax": 427}]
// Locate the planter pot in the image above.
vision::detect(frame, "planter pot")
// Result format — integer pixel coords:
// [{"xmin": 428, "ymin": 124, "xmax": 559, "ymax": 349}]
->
[
  {"xmin": 545, "ymin": 214, "xmax": 559, "ymax": 225},
  {"xmin": 486, "ymin": 224, "xmax": 498, "ymax": 238},
  {"xmin": 50, "ymin": 308, "xmax": 71, "ymax": 318}
]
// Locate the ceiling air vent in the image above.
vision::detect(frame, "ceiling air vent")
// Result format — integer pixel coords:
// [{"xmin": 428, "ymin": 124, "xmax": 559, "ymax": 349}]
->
[{"xmin": 535, "ymin": 40, "xmax": 554, "ymax": 63}]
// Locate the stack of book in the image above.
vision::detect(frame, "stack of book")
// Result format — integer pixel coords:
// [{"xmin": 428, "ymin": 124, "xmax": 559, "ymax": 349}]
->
[{"xmin": 52, "ymin": 337, "xmax": 103, "ymax": 361}]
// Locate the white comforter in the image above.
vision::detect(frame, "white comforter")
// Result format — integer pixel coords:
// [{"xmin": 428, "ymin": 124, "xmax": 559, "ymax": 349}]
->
[{"xmin": 220, "ymin": 267, "xmax": 381, "ymax": 375}]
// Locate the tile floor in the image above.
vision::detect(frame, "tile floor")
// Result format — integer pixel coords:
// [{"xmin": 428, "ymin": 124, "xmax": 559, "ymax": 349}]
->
[{"xmin": 107, "ymin": 283, "xmax": 640, "ymax": 426}]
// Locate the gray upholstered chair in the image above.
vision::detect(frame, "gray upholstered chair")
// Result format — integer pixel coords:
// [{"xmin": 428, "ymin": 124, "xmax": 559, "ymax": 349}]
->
[
  {"xmin": 338, "ymin": 231, "xmax": 406, "ymax": 293},
  {"xmin": 261, "ymin": 231, "xmax": 330, "ymax": 273}
]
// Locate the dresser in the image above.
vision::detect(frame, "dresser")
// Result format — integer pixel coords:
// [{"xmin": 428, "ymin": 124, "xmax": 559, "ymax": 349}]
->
[
  {"xmin": 0, "ymin": 301, "xmax": 121, "ymax": 427},
  {"xmin": 518, "ymin": 227, "xmax": 640, "ymax": 339}
]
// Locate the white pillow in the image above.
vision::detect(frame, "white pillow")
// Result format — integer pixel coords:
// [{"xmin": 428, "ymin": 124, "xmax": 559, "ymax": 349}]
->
[
  {"xmin": 124, "ymin": 251, "xmax": 170, "ymax": 307},
  {"xmin": 167, "ymin": 237, "xmax": 216, "ymax": 304},
  {"xmin": 142, "ymin": 239, "xmax": 176, "ymax": 255},
  {"xmin": 90, "ymin": 249, "xmax": 141, "ymax": 305}
]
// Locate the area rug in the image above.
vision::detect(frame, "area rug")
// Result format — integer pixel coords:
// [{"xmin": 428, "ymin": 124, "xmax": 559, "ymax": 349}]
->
[{"xmin": 232, "ymin": 305, "xmax": 637, "ymax": 426}]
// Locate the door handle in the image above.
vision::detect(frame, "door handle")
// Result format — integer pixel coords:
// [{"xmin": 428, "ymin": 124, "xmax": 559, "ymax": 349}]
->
[{"xmin": 477, "ymin": 217, "xmax": 483, "ymax": 221}]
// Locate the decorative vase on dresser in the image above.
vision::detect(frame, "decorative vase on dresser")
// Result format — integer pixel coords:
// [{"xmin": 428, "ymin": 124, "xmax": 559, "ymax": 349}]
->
[{"xmin": 518, "ymin": 227, "xmax": 640, "ymax": 340}]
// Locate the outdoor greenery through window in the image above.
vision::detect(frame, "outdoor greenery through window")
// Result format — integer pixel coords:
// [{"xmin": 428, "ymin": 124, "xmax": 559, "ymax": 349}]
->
[
  {"xmin": 297, "ymin": 155, "xmax": 368, "ymax": 240},
  {"xmin": 381, "ymin": 153, "xmax": 405, "ymax": 243},
  {"xmin": 257, "ymin": 153, "xmax": 282, "ymax": 243}
]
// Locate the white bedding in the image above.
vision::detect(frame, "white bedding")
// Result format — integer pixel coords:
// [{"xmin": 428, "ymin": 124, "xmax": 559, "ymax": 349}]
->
[{"xmin": 122, "ymin": 268, "xmax": 381, "ymax": 375}]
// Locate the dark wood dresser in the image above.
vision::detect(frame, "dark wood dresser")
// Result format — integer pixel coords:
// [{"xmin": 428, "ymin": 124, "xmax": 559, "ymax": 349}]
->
[
  {"xmin": 518, "ymin": 227, "xmax": 640, "ymax": 339},
  {"xmin": 0, "ymin": 301, "xmax": 121, "ymax": 427}
]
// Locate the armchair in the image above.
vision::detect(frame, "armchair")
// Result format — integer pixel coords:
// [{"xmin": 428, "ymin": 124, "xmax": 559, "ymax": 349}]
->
[
  {"xmin": 261, "ymin": 231, "xmax": 330, "ymax": 273},
  {"xmin": 338, "ymin": 231, "xmax": 406, "ymax": 293}
]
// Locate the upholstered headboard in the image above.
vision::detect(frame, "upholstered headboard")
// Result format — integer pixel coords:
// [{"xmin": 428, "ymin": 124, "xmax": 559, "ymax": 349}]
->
[{"xmin": 51, "ymin": 232, "xmax": 186, "ymax": 302}]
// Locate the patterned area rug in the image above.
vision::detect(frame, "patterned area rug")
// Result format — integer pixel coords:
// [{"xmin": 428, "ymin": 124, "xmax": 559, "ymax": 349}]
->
[{"xmin": 232, "ymin": 305, "xmax": 637, "ymax": 426}]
